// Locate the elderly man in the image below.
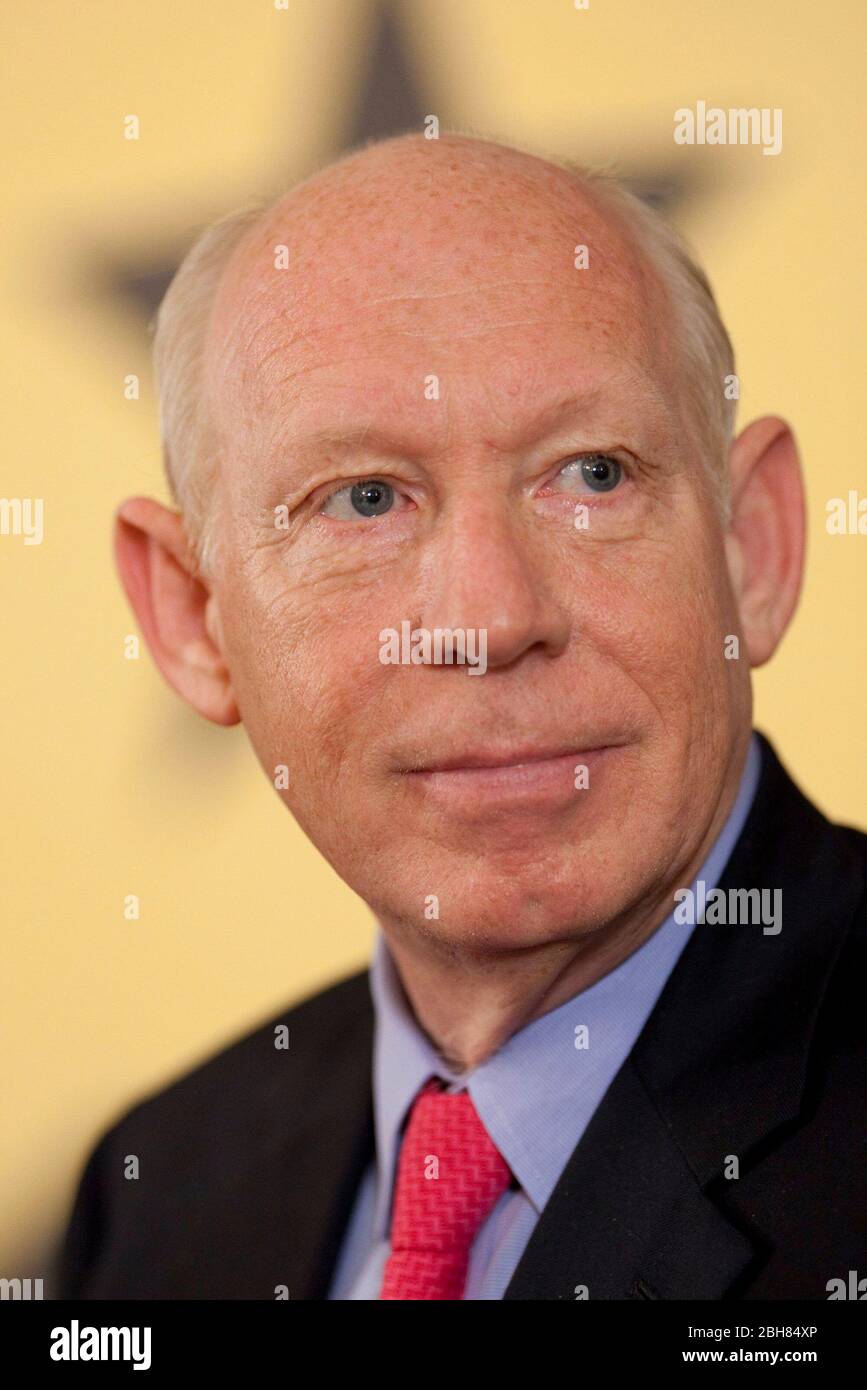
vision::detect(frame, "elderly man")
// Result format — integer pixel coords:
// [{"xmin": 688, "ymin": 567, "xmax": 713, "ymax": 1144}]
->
[{"xmin": 58, "ymin": 133, "xmax": 866, "ymax": 1301}]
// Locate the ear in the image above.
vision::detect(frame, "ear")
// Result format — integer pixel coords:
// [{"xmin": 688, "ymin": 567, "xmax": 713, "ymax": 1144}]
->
[
  {"xmin": 723, "ymin": 416, "xmax": 806, "ymax": 668},
  {"xmin": 114, "ymin": 496, "xmax": 240, "ymax": 725}
]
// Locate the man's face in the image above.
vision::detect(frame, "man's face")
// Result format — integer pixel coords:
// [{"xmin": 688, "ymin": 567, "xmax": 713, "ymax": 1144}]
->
[{"xmin": 202, "ymin": 141, "xmax": 750, "ymax": 950}]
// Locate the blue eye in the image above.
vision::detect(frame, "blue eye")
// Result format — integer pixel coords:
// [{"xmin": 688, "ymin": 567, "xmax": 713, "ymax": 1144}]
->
[
  {"xmin": 321, "ymin": 478, "xmax": 396, "ymax": 519},
  {"xmin": 350, "ymin": 480, "xmax": 394, "ymax": 516},
  {"xmin": 567, "ymin": 454, "xmax": 622, "ymax": 492}
]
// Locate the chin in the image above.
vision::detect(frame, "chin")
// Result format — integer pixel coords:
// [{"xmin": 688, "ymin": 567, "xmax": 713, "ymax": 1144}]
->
[{"xmin": 375, "ymin": 848, "xmax": 650, "ymax": 953}]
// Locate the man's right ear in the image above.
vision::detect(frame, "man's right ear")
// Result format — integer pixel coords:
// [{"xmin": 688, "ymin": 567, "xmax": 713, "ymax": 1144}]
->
[{"xmin": 113, "ymin": 497, "xmax": 240, "ymax": 726}]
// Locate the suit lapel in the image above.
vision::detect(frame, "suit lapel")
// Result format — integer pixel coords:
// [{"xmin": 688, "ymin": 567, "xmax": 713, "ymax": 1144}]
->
[
  {"xmin": 503, "ymin": 1055, "xmax": 758, "ymax": 1300},
  {"xmin": 504, "ymin": 733, "xmax": 861, "ymax": 1299},
  {"xmin": 267, "ymin": 979, "xmax": 375, "ymax": 1300}
]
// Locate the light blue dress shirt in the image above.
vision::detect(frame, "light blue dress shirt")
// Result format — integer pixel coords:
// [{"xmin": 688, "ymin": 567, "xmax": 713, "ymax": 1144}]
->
[{"xmin": 328, "ymin": 733, "xmax": 763, "ymax": 1300}]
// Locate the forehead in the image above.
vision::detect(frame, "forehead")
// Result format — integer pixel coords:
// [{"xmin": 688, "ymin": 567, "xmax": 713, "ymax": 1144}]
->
[{"xmin": 204, "ymin": 145, "xmax": 681, "ymax": 450}]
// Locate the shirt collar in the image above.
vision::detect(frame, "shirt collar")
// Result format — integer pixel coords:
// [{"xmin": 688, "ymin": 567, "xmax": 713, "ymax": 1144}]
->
[{"xmin": 370, "ymin": 732, "xmax": 762, "ymax": 1228}]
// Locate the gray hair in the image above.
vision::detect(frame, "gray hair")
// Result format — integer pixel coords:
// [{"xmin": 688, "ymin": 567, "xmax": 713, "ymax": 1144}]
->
[
  {"xmin": 577, "ymin": 165, "xmax": 737, "ymax": 514},
  {"xmin": 152, "ymin": 145, "xmax": 736, "ymax": 576},
  {"xmin": 152, "ymin": 198, "xmax": 267, "ymax": 576}
]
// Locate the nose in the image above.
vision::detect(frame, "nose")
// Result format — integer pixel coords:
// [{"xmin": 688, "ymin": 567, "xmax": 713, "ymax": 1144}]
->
[{"xmin": 415, "ymin": 496, "xmax": 571, "ymax": 670}]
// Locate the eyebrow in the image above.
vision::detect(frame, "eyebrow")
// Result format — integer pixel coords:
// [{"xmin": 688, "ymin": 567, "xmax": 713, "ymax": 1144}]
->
[
  {"xmin": 533, "ymin": 369, "xmax": 673, "ymax": 428},
  {"xmin": 270, "ymin": 424, "xmax": 404, "ymax": 457}
]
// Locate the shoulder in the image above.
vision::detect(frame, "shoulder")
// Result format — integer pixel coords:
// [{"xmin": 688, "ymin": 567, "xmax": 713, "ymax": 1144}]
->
[
  {"xmin": 98, "ymin": 967, "xmax": 372, "ymax": 1147},
  {"xmin": 55, "ymin": 968, "xmax": 373, "ymax": 1296}
]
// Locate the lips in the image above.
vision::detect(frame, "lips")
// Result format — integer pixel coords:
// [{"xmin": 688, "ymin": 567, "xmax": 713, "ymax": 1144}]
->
[
  {"xmin": 405, "ymin": 743, "xmax": 607, "ymax": 774},
  {"xmin": 399, "ymin": 742, "xmax": 621, "ymax": 815}
]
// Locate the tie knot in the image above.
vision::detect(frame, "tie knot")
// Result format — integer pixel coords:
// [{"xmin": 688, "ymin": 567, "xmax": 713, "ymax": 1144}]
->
[{"xmin": 379, "ymin": 1075, "xmax": 513, "ymax": 1299}]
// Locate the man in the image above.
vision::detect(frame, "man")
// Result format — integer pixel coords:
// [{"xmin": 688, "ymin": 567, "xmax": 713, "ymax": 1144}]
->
[{"xmin": 57, "ymin": 132, "xmax": 866, "ymax": 1300}]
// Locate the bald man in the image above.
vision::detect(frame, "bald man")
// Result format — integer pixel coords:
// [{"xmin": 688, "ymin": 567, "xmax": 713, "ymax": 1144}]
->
[{"xmin": 57, "ymin": 133, "xmax": 866, "ymax": 1301}]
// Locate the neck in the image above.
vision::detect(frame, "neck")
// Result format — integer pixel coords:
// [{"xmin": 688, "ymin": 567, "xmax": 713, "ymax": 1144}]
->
[{"xmin": 384, "ymin": 895, "xmax": 672, "ymax": 1073}]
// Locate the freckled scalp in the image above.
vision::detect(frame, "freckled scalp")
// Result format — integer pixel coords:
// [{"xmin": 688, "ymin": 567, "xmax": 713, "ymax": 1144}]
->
[
  {"xmin": 212, "ymin": 132, "xmax": 672, "ymax": 335},
  {"xmin": 206, "ymin": 132, "xmax": 677, "ymax": 428}
]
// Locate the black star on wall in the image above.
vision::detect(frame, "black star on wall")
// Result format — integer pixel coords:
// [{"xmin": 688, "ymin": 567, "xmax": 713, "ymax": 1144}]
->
[{"xmin": 102, "ymin": 0, "xmax": 698, "ymax": 332}]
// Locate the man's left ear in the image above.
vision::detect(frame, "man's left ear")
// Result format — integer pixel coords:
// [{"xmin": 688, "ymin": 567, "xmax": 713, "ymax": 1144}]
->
[{"xmin": 723, "ymin": 415, "xmax": 806, "ymax": 668}]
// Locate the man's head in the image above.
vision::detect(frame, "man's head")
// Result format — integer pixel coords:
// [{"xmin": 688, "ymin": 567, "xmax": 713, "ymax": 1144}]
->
[{"xmin": 117, "ymin": 132, "xmax": 804, "ymax": 955}]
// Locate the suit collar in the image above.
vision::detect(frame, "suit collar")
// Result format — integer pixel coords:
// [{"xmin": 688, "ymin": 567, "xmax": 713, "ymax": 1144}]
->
[
  {"xmin": 273, "ymin": 979, "xmax": 376, "ymax": 1300},
  {"xmin": 504, "ymin": 732, "xmax": 863, "ymax": 1298},
  {"xmin": 631, "ymin": 730, "xmax": 859, "ymax": 1181}
]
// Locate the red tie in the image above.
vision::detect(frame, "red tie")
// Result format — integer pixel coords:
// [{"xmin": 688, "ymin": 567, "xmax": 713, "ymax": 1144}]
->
[{"xmin": 378, "ymin": 1076, "xmax": 513, "ymax": 1300}]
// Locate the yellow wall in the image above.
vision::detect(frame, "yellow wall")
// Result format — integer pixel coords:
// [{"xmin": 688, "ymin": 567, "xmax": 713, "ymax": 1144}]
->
[{"xmin": 1, "ymin": 0, "xmax": 864, "ymax": 1278}]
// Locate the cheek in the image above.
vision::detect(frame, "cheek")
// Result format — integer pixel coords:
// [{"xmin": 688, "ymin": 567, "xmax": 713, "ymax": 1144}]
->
[
  {"xmin": 220, "ymin": 569, "xmax": 389, "ymax": 807},
  {"xmin": 579, "ymin": 526, "xmax": 736, "ymax": 723}
]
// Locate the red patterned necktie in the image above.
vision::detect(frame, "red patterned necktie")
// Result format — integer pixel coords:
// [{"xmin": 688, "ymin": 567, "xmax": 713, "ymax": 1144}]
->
[{"xmin": 378, "ymin": 1075, "xmax": 513, "ymax": 1300}]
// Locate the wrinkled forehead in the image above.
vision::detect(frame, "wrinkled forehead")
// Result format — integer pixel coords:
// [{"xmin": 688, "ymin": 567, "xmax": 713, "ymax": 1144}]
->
[{"xmin": 203, "ymin": 151, "xmax": 681, "ymax": 446}]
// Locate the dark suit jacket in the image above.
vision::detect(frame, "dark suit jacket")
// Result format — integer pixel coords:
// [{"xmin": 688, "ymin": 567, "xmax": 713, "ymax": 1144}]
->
[{"xmin": 56, "ymin": 733, "xmax": 867, "ymax": 1299}]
